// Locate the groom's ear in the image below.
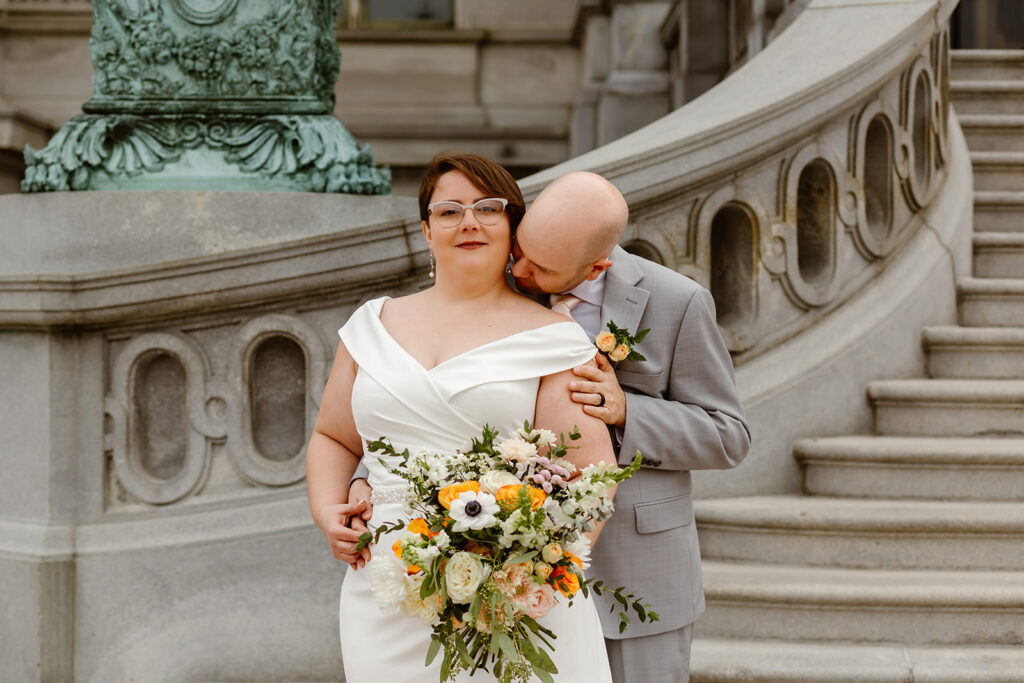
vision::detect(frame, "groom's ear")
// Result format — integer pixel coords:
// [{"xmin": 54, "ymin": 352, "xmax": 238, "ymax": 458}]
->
[{"xmin": 583, "ymin": 258, "xmax": 613, "ymax": 281}]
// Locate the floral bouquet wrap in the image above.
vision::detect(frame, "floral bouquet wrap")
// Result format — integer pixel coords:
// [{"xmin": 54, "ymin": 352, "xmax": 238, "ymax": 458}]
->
[{"xmin": 357, "ymin": 422, "xmax": 658, "ymax": 683}]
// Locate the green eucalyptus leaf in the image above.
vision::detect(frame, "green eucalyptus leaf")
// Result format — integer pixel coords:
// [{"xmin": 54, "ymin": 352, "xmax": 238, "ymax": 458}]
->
[{"xmin": 425, "ymin": 637, "xmax": 441, "ymax": 666}]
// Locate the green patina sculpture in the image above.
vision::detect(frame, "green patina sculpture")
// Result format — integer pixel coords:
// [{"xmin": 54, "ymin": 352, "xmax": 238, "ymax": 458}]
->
[{"xmin": 22, "ymin": 0, "xmax": 390, "ymax": 194}]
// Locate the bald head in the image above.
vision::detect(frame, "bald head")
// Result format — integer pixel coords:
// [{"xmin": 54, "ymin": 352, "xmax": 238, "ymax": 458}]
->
[
  {"xmin": 530, "ymin": 172, "xmax": 629, "ymax": 264},
  {"xmin": 511, "ymin": 172, "xmax": 630, "ymax": 294}
]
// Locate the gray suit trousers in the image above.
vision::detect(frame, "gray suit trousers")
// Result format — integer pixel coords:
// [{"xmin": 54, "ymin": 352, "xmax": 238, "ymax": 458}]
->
[{"xmin": 604, "ymin": 625, "xmax": 693, "ymax": 683}]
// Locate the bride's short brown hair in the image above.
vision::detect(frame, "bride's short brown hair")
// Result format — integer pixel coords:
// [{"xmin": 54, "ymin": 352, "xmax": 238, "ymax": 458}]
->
[{"xmin": 418, "ymin": 152, "xmax": 526, "ymax": 232}]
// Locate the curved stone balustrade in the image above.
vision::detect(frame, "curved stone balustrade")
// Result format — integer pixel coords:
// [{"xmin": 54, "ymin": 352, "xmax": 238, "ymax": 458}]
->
[
  {"xmin": 522, "ymin": 0, "xmax": 971, "ymax": 496},
  {"xmin": 0, "ymin": 0, "xmax": 974, "ymax": 679}
]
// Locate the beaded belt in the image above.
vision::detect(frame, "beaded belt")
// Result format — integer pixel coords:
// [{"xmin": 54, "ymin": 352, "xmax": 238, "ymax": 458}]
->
[{"xmin": 370, "ymin": 487, "xmax": 410, "ymax": 505}]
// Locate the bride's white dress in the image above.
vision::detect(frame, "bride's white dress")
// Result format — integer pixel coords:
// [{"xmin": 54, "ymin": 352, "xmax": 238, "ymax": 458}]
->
[{"xmin": 337, "ymin": 297, "xmax": 613, "ymax": 683}]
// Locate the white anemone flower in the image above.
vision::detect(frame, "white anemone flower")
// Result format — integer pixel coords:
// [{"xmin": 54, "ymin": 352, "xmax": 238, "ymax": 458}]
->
[{"xmin": 448, "ymin": 490, "xmax": 500, "ymax": 532}]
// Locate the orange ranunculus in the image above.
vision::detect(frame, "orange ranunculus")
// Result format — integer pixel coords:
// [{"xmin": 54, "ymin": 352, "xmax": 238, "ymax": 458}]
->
[
  {"xmin": 551, "ymin": 566, "xmax": 581, "ymax": 597},
  {"xmin": 495, "ymin": 484, "xmax": 546, "ymax": 511},
  {"xmin": 408, "ymin": 517, "xmax": 436, "ymax": 538},
  {"xmin": 564, "ymin": 552, "xmax": 583, "ymax": 569},
  {"xmin": 438, "ymin": 481, "xmax": 480, "ymax": 510}
]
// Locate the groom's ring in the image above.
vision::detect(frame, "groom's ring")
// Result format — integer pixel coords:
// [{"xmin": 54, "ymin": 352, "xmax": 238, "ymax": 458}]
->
[{"xmin": 596, "ymin": 392, "xmax": 606, "ymax": 407}]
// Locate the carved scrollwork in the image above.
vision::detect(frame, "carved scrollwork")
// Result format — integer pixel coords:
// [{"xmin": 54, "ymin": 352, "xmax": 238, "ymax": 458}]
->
[
  {"xmin": 107, "ymin": 331, "xmax": 224, "ymax": 505},
  {"xmin": 87, "ymin": 0, "xmax": 340, "ymax": 107},
  {"xmin": 695, "ymin": 187, "xmax": 765, "ymax": 352},
  {"xmin": 22, "ymin": 114, "xmax": 391, "ymax": 194},
  {"xmin": 899, "ymin": 56, "xmax": 938, "ymax": 211},
  {"xmin": 776, "ymin": 143, "xmax": 849, "ymax": 309},
  {"xmin": 224, "ymin": 314, "xmax": 329, "ymax": 487}
]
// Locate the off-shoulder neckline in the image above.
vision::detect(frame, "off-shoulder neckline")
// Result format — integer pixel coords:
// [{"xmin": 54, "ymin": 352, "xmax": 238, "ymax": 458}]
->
[{"xmin": 370, "ymin": 296, "xmax": 584, "ymax": 375}]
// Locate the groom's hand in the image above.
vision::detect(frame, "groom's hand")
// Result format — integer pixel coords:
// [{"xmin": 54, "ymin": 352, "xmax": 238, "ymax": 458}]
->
[
  {"xmin": 348, "ymin": 478, "xmax": 374, "ymax": 523},
  {"xmin": 570, "ymin": 353, "xmax": 626, "ymax": 427}
]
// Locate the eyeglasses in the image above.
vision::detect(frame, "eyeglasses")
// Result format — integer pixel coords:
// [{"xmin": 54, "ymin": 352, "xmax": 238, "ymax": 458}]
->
[{"xmin": 427, "ymin": 198, "xmax": 509, "ymax": 228}]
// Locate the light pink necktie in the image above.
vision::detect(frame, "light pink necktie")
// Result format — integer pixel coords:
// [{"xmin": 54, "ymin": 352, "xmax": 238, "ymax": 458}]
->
[{"xmin": 550, "ymin": 293, "xmax": 582, "ymax": 318}]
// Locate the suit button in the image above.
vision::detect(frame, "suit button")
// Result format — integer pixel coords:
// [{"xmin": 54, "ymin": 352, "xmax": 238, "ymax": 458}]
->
[{"xmin": 653, "ymin": 460, "xmax": 662, "ymax": 467}]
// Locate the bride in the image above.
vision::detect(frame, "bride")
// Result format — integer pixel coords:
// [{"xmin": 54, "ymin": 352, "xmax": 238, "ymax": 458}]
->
[{"xmin": 305, "ymin": 152, "xmax": 616, "ymax": 682}]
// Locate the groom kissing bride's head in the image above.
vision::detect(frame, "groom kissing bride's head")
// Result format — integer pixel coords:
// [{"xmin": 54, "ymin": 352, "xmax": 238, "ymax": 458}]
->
[{"xmin": 416, "ymin": 151, "xmax": 629, "ymax": 298}]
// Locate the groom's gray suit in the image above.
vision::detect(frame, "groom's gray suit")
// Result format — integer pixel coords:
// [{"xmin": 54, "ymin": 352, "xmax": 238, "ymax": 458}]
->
[{"xmin": 590, "ymin": 246, "xmax": 750, "ymax": 682}]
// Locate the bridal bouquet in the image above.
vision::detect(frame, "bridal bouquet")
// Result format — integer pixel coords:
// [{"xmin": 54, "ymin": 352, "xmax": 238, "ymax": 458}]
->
[{"xmin": 357, "ymin": 422, "xmax": 658, "ymax": 683}]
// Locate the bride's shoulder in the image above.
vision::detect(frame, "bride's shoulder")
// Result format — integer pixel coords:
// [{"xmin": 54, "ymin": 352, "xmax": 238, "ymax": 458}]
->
[{"xmin": 503, "ymin": 294, "xmax": 568, "ymax": 327}]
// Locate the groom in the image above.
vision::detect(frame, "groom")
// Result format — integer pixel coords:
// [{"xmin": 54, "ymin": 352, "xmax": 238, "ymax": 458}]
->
[
  {"xmin": 348, "ymin": 171, "xmax": 750, "ymax": 682},
  {"xmin": 508, "ymin": 172, "xmax": 750, "ymax": 682}
]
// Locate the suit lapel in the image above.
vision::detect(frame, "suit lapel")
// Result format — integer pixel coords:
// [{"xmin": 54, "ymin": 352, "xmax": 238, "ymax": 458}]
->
[{"xmin": 600, "ymin": 246, "xmax": 650, "ymax": 335}]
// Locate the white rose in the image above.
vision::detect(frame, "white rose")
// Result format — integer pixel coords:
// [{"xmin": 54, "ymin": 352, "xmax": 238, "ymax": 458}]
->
[
  {"xmin": 479, "ymin": 469, "xmax": 522, "ymax": 495},
  {"xmin": 496, "ymin": 436, "xmax": 538, "ymax": 465},
  {"xmin": 445, "ymin": 551, "xmax": 488, "ymax": 604},
  {"xmin": 402, "ymin": 575, "xmax": 442, "ymax": 626},
  {"xmin": 541, "ymin": 543, "xmax": 563, "ymax": 564}
]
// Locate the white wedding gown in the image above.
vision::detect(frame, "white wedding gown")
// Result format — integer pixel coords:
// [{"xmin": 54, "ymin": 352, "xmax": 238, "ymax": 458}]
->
[{"xmin": 337, "ymin": 297, "xmax": 613, "ymax": 683}]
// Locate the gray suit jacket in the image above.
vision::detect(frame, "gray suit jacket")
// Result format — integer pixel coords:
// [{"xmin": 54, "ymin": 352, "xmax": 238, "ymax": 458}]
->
[{"xmin": 590, "ymin": 246, "xmax": 750, "ymax": 639}]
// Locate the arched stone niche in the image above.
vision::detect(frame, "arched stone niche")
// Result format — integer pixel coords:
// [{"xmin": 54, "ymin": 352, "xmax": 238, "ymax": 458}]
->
[
  {"xmin": 775, "ymin": 143, "xmax": 851, "ymax": 308},
  {"xmin": 796, "ymin": 160, "xmax": 836, "ymax": 287},
  {"xmin": 863, "ymin": 116, "xmax": 893, "ymax": 243},
  {"xmin": 899, "ymin": 57, "xmax": 937, "ymax": 211},
  {"xmin": 622, "ymin": 239, "xmax": 666, "ymax": 265},
  {"xmin": 849, "ymin": 100, "xmax": 898, "ymax": 259},
  {"xmin": 710, "ymin": 204, "xmax": 757, "ymax": 331},
  {"xmin": 695, "ymin": 187, "xmax": 765, "ymax": 352},
  {"xmin": 912, "ymin": 72, "xmax": 932, "ymax": 189},
  {"xmin": 935, "ymin": 28, "xmax": 951, "ymax": 167},
  {"xmin": 108, "ymin": 332, "xmax": 224, "ymax": 505},
  {"xmin": 226, "ymin": 314, "xmax": 329, "ymax": 487}
]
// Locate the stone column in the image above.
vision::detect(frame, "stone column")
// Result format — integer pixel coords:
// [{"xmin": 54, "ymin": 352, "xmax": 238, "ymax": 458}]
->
[{"xmin": 571, "ymin": 1, "xmax": 672, "ymax": 154}]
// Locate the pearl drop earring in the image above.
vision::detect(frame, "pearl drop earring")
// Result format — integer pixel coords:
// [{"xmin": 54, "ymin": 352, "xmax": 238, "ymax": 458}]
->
[{"xmin": 429, "ymin": 250, "xmax": 435, "ymax": 279}]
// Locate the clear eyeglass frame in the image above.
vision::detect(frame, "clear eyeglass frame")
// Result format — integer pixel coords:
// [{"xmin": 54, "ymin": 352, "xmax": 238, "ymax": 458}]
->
[{"xmin": 427, "ymin": 198, "xmax": 509, "ymax": 228}]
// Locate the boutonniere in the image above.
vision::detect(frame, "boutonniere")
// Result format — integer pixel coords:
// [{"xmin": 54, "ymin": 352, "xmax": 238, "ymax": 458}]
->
[{"xmin": 595, "ymin": 321, "xmax": 649, "ymax": 363}]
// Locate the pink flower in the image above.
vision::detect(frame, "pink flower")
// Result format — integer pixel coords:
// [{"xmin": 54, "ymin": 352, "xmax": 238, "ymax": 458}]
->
[{"xmin": 516, "ymin": 583, "xmax": 557, "ymax": 620}]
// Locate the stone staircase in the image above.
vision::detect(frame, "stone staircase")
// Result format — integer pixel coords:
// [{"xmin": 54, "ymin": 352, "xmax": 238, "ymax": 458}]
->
[{"xmin": 689, "ymin": 49, "xmax": 1024, "ymax": 681}]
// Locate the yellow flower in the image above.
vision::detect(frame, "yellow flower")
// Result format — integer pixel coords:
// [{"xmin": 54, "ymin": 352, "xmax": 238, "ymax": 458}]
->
[
  {"xmin": 564, "ymin": 552, "xmax": 583, "ymax": 569},
  {"xmin": 595, "ymin": 331, "xmax": 617, "ymax": 352},
  {"xmin": 551, "ymin": 566, "xmax": 581, "ymax": 596},
  {"xmin": 495, "ymin": 484, "xmax": 546, "ymax": 511},
  {"xmin": 407, "ymin": 517, "xmax": 435, "ymax": 538},
  {"xmin": 533, "ymin": 562, "xmax": 553, "ymax": 580},
  {"xmin": 439, "ymin": 481, "xmax": 480, "ymax": 510},
  {"xmin": 609, "ymin": 343, "xmax": 630, "ymax": 362}
]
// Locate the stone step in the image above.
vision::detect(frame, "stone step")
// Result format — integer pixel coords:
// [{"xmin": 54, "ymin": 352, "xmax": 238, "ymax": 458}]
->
[
  {"xmin": 970, "ymin": 152, "xmax": 1024, "ymax": 192},
  {"xmin": 691, "ymin": 637, "xmax": 1024, "ymax": 683},
  {"xmin": 924, "ymin": 325, "xmax": 1024, "ymax": 378},
  {"xmin": 951, "ymin": 80, "xmax": 1024, "ymax": 115},
  {"xmin": 867, "ymin": 378, "xmax": 1024, "ymax": 437},
  {"xmin": 696, "ymin": 495, "xmax": 1024, "ymax": 569},
  {"xmin": 974, "ymin": 191, "xmax": 1024, "ymax": 232},
  {"xmin": 700, "ymin": 561, "xmax": 1024, "ymax": 645},
  {"xmin": 795, "ymin": 435, "xmax": 1024, "ymax": 500},
  {"xmin": 951, "ymin": 49, "xmax": 1024, "ymax": 81},
  {"xmin": 975, "ymin": 232, "xmax": 1024, "ymax": 278},
  {"xmin": 959, "ymin": 277, "xmax": 1024, "ymax": 327},
  {"xmin": 960, "ymin": 114, "xmax": 1024, "ymax": 152}
]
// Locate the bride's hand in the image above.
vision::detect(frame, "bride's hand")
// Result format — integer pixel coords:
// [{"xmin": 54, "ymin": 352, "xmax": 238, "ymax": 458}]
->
[{"xmin": 317, "ymin": 500, "xmax": 373, "ymax": 570}]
